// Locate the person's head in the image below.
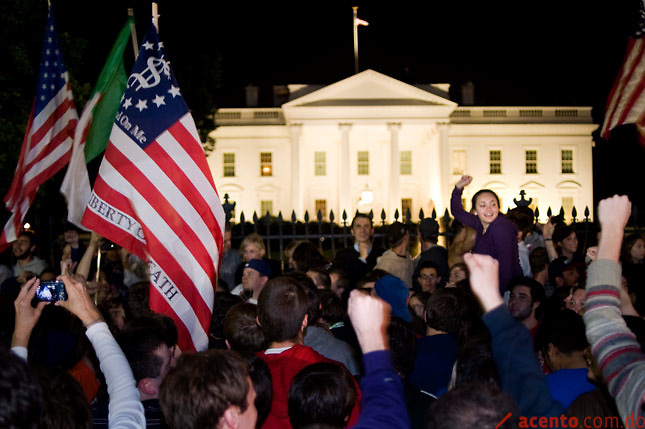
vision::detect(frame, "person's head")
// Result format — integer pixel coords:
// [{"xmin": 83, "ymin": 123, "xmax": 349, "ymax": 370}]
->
[
  {"xmin": 128, "ymin": 312, "xmax": 180, "ymax": 355},
  {"xmin": 242, "ymin": 259, "xmax": 271, "ymax": 298},
  {"xmin": 328, "ymin": 266, "xmax": 350, "ymax": 298},
  {"xmin": 160, "ymin": 350, "xmax": 256, "ymax": 429},
  {"xmin": 117, "ymin": 328, "xmax": 174, "ymax": 399},
  {"xmin": 224, "ymin": 223, "xmax": 233, "ymax": 253},
  {"xmin": 453, "ymin": 341, "xmax": 500, "ymax": 390},
  {"xmin": 470, "ymin": 190, "xmax": 501, "ymax": 226},
  {"xmin": 388, "ymin": 317, "xmax": 418, "ymax": 378},
  {"xmin": 240, "ymin": 233, "xmax": 266, "ymax": 262},
  {"xmin": 125, "ymin": 281, "xmax": 152, "ymax": 320},
  {"xmin": 529, "ymin": 247, "xmax": 549, "ymax": 278},
  {"xmin": 0, "ymin": 347, "xmax": 43, "ymax": 429},
  {"xmin": 409, "ymin": 291, "xmax": 431, "ymax": 318},
  {"xmin": 13, "ymin": 230, "xmax": 37, "ymax": 261},
  {"xmin": 292, "ymin": 242, "xmax": 328, "ymax": 273},
  {"xmin": 223, "ymin": 303, "xmax": 266, "ymax": 354},
  {"xmin": 565, "ymin": 286, "xmax": 587, "ymax": 315},
  {"xmin": 318, "ymin": 289, "xmax": 346, "ymax": 326},
  {"xmin": 419, "ymin": 217, "xmax": 440, "ymax": 243},
  {"xmin": 62, "ymin": 222, "xmax": 81, "ymax": 246},
  {"xmin": 350, "ymin": 213, "xmax": 373, "ymax": 244},
  {"xmin": 417, "ymin": 261, "xmax": 441, "ymax": 293},
  {"xmin": 34, "ymin": 366, "xmax": 91, "ymax": 429},
  {"xmin": 285, "ymin": 240, "xmax": 308, "ymax": 272},
  {"xmin": 374, "ymin": 275, "xmax": 412, "ymax": 323},
  {"xmin": 535, "ymin": 309, "xmax": 589, "ymax": 372},
  {"xmin": 553, "ymin": 224, "xmax": 578, "ymax": 257},
  {"xmin": 257, "ymin": 276, "xmax": 309, "ymax": 344},
  {"xmin": 622, "ymin": 233, "xmax": 645, "ymax": 264},
  {"xmin": 508, "ymin": 277, "xmax": 546, "ymax": 322},
  {"xmin": 288, "ymin": 362, "xmax": 356, "ymax": 429},
  {"xmin": 548, "ymin": 257, "xmax": 580, "ymax": 288},
  {"xmin": 425, "ymin": 288, "xmax": 464, "ymax": 336},
  {"xmin": 425, "ymin": 382, "xmax": 518, "ymax": 429},
  {"xmin": 386, "ymin": 221, "xmax": 410, "ymax": 250},
  {"xmin": 210, "ymin": 292, "xmax": 244, "ymax": 349},
  {"xmin": 506, "ymin": 206, "xmax": 535, "ymax": 241},
  {"xmin": 245, "ymin": 355, "xmax": 273, "ymax": 429},
  {"xmin": 100, "ymin": 295, "xmax": 127, "ymax": 332},
  {"xmin": 448, "ymin": 263, "xmax": 468, "ymax": 286},
  {"xmin": 307, "ymin": 267, "xmax": 331, "ymax": 289}
]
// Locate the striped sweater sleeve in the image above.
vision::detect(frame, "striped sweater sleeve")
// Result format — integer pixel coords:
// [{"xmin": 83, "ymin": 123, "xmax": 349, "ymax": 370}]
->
[{"xmin": 583, "ymin": 259, "xmax": 645, "ymax": 421}]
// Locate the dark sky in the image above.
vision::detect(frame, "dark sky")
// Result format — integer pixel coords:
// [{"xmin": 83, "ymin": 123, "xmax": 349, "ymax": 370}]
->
[{"xmin": 47, "ymin": 1, "xmax": 645, "ymax": 215}]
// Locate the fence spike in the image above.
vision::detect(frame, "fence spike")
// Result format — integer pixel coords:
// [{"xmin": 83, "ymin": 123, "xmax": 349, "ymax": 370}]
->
[
  {"xmin": 369, "ymin": 209, "xmax": 374, "ymax": 220},
  {"xmin": 432, "ymin": 208, "xmax": 438, "ymax": 219},
  {"xmin": 559, "ymin": 207, "xmax": 565, "ymax": 218},
  {"xmin": 317, "ymin": 210, "xmax": 323, "ymax": 222},
  {"xmin": 394, "ymin": 208, "xmax": 400, "ymax": 221},
  {"xmin": 571, "ymin": 206, "xmax": 578, "ymax": 222},
  {"xmin": 584, "ymin": 206, "xmax": 590, "ymax": 221},
  {"xmin": 419, "ymin": 208, "xmax": 425, "ymax": 220},
  {"xmin": 342, "ymin": 210, "xmax": 348, "ymax": 226},
  {"xmin": 380, "ymin": 209, "xmax": 386, "ymax": 223},
  {"xmin": 547, "ymin": 207, "xmax": 552, "ymax": 218},
  {"xmin": 443, "ymin": 208, "xmax": 449, "ymax": 219},
  {"xmin": 304, "ymin": 211, "xmax": 310, "ymax": 222},
  {"xmin": 277, "ymin": 211, "xmax": 283, "ymax": 223},
  {"xmin": 329, "ymin": 210, "xmax": 335, "ymax": 222},
  {"xmin": 240, "ymin": 211, "xmax": 245, "ymax": 224},
  {"xmin": 534, "ymin": 206, "xmax": 540, "ymax": 221},
  {"xmin": 291, "ymin": 211, "xmax": 297, "ymax": 223},
  {"xmin": 405, "ymin": 208, "xmax": 412, "ymax": 223},
  {"xmin": 253, "ymin": 211, "xmax": 259, "ymax": 223}
]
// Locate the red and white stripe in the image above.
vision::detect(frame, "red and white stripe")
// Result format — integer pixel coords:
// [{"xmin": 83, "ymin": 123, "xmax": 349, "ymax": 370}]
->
[
  {"xmin": 0, "ymin": 81, "xmax": 77, "ymax": 249},
  {"xmin": 602, "ymin": 37, "xmax": 645, "ymax": 139},
  {"xmin": 83, "ymin": 113, "xmax": 225, "ymax": 352}
]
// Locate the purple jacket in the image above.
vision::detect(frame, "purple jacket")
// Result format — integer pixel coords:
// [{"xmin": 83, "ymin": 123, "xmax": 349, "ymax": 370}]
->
[{"xmin": 451, "ymin": 187, "xmax": 522, "ymax": 293}]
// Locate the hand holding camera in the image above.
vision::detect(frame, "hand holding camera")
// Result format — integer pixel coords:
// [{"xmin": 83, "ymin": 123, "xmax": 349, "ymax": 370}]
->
[
  {"xmin": 12, "ymin": 277, "xmax": 48, "ymax": 349},
  {"xmin": 55, "ymin": 275, "xmax": 103, "ymax": 327}
]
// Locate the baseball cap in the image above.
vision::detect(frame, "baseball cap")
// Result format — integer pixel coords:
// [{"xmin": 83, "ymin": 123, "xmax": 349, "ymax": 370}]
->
[
  {"xmin": 419, "ymin": 218, "xmax": 439, "ymax": 240},
  {"xmin": 245, "ymin": 258, "xmax": 272, "ymax": 278},
  {"xmin": 386, "ymin": 222, "xmax": 409, "ymax": 247},
  {"xmin": 374, "ymin": 275, "xmax": 412, "ymax": 323}
]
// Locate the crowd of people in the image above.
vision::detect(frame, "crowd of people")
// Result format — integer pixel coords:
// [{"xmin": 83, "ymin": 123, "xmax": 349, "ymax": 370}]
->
[{"xmin": 1, "ymin": 175, "xmax": 645, "ymax": 428}]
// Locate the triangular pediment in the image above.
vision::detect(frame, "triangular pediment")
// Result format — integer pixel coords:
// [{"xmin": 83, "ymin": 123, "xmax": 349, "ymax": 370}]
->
[{"xmin": 283, "ymin": 69, "xmax": 456, "ymax": 108}]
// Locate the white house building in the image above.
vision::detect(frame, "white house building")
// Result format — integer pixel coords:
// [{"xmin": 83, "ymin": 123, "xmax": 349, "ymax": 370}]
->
[{"xmin": 208, "ymin": 69, "xmax": 597, "ymax": 223}]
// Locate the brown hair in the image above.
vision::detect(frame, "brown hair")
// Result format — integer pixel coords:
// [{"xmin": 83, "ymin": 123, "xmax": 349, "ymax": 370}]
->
[
  {"xmin": 159, "ymin": 350, "xmax": 249, "ymax": 428},
  {"xmin": 223, "ymin": 302, "xmax": 266, "ymax": 354},
  {"xmin": 240, "ymin": 233, "xmax": 266, "ymax": 259},
  {"xmin": 257, "ymin": 276, "xmax": 309, "ymax": 343}
]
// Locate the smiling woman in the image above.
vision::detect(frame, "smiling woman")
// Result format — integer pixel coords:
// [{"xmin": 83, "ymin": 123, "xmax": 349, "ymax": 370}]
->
[{"xmin": 450, "ymin": 175, "xmax": 522, "ymax": 294}]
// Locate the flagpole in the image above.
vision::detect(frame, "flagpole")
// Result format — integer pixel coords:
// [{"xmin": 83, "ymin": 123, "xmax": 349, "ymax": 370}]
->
[
  {"xmin": 152, "ymin": 2, "xmax": 160, "ymax": 31},
  {"xmin": 352, "ymin": 6, "xmax": 359, "ymax": 74},
  {"xmin": 128, "ymin": 8, "xmax": 139, "ymax": 59}
]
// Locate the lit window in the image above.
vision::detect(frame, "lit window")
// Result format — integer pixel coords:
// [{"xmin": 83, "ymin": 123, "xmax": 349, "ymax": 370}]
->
[
  {"xmin": 358, "ymin": 151, "xmax": 369, "ymax": 175},
  {"xmin": 400, "ymin": 151, "xmax": 412, "ymax": 175},
  {"xmin": 401, "ymin": 198, "xmax": 413, "ymax": 218},
  {"xmin": 260, "ymin": 200, "xmax": 273, "ymax": 215},
  {"xmin": 525, "ymin": 150, "xmax": 537, "ymax": 174},
  {"xmin": 223, "ymin": 153, "xmax": 235, "ymax": 177},
  {"xmin": 489, "ymin": 150, "xmax": 501, "ymax": 174},
  {"xmin": 260, "ymin": 152, "xmax": 272, "ymax": 176},
  {"xmin": 452, "ymin": 150, "xmax": 466, "ymax": 175},
  {"xmin": 561, "ymin": 150, "xmax": 573, "ymax": 174},
  {"xmin": 315, "ymin": 199, "xmax": 327, "ymax": 217},
  {"xmin": 314, "ymin": 151, "xmax": 326, "ymax": 176},
  {"xmin": 562, "ymin": 196, "xmax": 574, "ymax": 220}
]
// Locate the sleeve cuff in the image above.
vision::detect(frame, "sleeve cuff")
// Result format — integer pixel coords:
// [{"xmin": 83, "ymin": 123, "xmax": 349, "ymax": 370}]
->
[
  {"xmin": 10, "ymin": 346, "xmax": 28, "ymax": 361},
  {"xmin": 586, "ymin": 259, "xmax": 621, "ymax": 291},
  {"xmin": 362, "ymin": 350, "xmax": 394, "ymax": 374}
]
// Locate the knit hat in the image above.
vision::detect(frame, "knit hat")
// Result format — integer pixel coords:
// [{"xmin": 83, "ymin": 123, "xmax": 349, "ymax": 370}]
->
[{"xmin": 374, "ymin": 275, "xmax": 412, "ymax": 322}]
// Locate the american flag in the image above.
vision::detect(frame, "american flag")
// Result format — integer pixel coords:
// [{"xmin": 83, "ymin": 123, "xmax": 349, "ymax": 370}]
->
[
  {"xmin": 0, "ymin": 8, "xmax": 77, "ymax": 249},
  {"xmin": 601, "ymin": 0, "xmax": 645, "ymax": 140},
  {"xmin": 82, "ymin": 24, "xmax": 225, "ymax": 352}
]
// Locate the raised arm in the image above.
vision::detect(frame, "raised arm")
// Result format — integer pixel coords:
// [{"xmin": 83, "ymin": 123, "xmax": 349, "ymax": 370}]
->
[
  {"xmin": 464, "ymin": 253, "xmax": 564, "ymax": 418},
  {"xmin": 450, "ymin": 175, "xmax": 480, "ymax": 230},
  {"xmin": 76, "ymin": 231, "xmax": 102, "ymax": 281},
  {"xmin": 56, "ymin": 275, "xmax": 146, "ymax": 429},
  {"xmin": 583, "ymin": 195, "xmax": 645, "ymax": 421},
  {"xmin": 11, "ymin": 278, "xmax": 48, "ymax": 360},
  {"xmin": 347, "ymin": 290, "xmax": 410, "ymax": 429}
]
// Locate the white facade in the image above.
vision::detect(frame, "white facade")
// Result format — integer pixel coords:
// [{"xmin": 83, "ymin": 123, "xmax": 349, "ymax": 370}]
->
[{"xmin": 208, "ymin": 70, "xmax": 597, "ymax": 223}]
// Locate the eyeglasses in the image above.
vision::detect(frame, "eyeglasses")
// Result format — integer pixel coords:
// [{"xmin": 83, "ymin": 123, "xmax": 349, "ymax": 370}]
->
[{"xmin": 418, "ymin": 274, "xmax": 437, "ymax": 281}]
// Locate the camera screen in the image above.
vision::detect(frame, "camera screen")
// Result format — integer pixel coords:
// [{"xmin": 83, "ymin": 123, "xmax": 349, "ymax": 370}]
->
[{"xmin": 36, "ymin": 281, "xmax": 67, "ymax": 302}]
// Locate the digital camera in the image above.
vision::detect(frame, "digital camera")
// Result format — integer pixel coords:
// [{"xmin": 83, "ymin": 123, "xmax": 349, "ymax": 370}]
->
[{"xmin": 35, "ymin": 281, "xmax": 67, "ymax": 302}]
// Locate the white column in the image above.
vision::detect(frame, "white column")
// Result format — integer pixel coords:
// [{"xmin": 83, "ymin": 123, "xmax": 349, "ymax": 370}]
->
[
  {"xmin": 290, "ymin": 123, "xmax": 303, "ymax": 218},
  {"xmin": 388, "ymin": 122, "xmax": 402, "ymax": 220},
  {"xmin": 437, "ymin": 122, "xmax": 451, "ymax": 215},
  {"xmin": 338, "ymin": 123, "xmax": 352, "ymax": 216}
]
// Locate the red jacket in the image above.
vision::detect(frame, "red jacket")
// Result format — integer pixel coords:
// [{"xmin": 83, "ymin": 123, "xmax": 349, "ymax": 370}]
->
[{"xmin": 259, "ymin": 344, "xmax": 361, "ymax": 429}]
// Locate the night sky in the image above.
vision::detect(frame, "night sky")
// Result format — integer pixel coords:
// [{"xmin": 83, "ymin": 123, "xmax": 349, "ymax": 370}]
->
[{"xmin": 29, "ymin": 1, "xmax": 645, "ymax": 220}]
